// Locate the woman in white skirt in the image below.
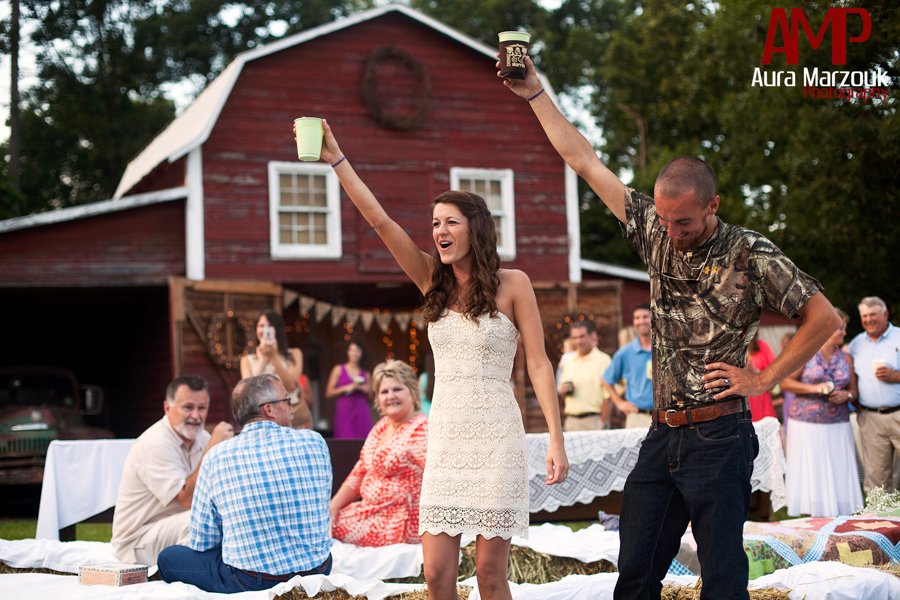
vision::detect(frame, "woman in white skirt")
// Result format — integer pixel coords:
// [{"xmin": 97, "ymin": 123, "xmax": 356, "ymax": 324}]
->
[{"xmin": 781, "ymin": 308, "xmax": 863, "ymax": 517}]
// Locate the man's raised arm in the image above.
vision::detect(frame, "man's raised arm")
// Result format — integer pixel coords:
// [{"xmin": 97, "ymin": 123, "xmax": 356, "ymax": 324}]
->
[{"xmin": 501, "ymin": 57, "xmax": 627, "ymax": 223}]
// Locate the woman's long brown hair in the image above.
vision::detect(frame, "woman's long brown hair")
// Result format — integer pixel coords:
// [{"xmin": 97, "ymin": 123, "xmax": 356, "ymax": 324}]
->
[{"xmin": 421, "ymin": 191, "xmax": 500, "ymax": 324}]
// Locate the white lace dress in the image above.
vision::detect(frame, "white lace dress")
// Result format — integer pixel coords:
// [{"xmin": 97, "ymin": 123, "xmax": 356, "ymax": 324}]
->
[{"xmin": 418, "ymin": 310, "xmax": 529, "ymax": 539}]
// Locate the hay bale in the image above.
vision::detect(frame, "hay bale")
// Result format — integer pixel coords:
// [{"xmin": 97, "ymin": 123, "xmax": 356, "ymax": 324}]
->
[
  {"xmin": 0, "ymin": 562, "xmax": 72, "ymax": 576},
  {"xmin": 506, "ymin": 544, "xmax": 616, "ymax": 583},
  {"xmin": 276, "ymin": 589, "xmax": 360, "ymax": 600},
  {"xmin": 869, "ymin": 563, "xmax": 900, "ymax": 579},
  {"xmin": 458, "ymin": 542, "xmax": 615, "ymax": 585},
  {"xmin": 661, "ymin": 581, "xmax": 790, "ymax": 600}
]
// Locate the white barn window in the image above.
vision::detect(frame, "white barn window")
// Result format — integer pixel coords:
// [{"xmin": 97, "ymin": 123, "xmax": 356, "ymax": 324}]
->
[{"xmin": 268, "ymin": 161, "xmax": 342, "ymax": 259}]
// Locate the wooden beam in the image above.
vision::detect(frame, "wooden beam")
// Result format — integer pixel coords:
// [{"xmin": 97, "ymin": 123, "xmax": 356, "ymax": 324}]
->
[
  {"xmin": 168, "ymin": 277, "xmax": 186, "ymax": 376},
  {"xmin": 182, "ymin": 278, "xmax": 283, "ymax": 296}
]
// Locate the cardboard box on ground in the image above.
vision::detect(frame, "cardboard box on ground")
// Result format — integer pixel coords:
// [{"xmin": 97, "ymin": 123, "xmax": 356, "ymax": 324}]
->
[{"xmin": 78, "ymin": 563, "xmax": 148, "ymax": 586}]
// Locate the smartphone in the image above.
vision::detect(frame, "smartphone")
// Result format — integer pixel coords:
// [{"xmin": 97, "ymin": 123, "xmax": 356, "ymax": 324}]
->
[{"xmin": 262, "ymin": 326, "xmax": 275, "ymax": 343}]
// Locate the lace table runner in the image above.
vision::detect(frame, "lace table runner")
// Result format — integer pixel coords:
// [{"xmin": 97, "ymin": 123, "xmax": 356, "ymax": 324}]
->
[{"xmin": 526, "ymin": 417, "xmax": 786, "ymax": 512}]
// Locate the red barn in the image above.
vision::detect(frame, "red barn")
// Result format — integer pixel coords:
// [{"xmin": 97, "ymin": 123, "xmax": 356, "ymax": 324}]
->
[{"xmin": 1, "ymin": 5, "xmax": 619, "ymax": 435}]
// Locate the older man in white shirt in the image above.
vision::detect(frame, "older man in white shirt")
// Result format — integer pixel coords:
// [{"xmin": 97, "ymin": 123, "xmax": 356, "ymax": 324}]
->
[
  {"xmin": 849, "ymin": 296, "xmax": 900, "ymax": 491},
  {"xmin": 111, "ymin": 376, "xmax": 232, "ymax": 565}
]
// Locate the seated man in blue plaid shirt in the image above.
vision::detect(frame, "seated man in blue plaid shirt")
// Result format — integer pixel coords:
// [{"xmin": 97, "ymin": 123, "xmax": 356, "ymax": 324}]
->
[{"xmin": 157, "ymin": 373, "xmax": 333, "ymax": 593}]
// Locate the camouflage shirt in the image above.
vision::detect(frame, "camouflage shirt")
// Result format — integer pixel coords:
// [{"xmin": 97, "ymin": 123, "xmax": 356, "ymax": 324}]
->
[{"xmin": 622, "ymin": 187, "xmax": 822, "ymax": 409}]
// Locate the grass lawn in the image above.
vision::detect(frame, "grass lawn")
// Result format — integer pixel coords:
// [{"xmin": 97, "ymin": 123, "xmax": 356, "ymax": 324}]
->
[
  {"xmin": 0, "ymin": 512, "xmax": 784, "ymax": 543},
  {"xmin": 0, "ymin": 519, "xmax": 111, "ymax": 542},
  {"xmin": 0, "ymin": 520, "xmax": 604, "ymax": 542}
]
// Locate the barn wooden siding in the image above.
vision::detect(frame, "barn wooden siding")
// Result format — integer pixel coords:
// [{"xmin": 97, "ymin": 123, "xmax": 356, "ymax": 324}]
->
[
  {"xmin": 0, "ymin": 202, "xmax": 186, "ymax": 287},
  {"xmin": 196, "ymin": 12, "xmax": 569, "ymax": 285}
]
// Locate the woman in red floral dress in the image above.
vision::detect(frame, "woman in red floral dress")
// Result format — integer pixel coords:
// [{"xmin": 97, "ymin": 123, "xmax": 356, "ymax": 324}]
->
[{"xmin": 330, "ymin": 360, "xmax": 428, "ymax": 546}]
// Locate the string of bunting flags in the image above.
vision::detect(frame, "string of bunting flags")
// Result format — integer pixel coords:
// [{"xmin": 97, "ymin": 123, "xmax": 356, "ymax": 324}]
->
[{"xmin": 290, "ymin": 292, "xmax": 421, "ymax": 333}]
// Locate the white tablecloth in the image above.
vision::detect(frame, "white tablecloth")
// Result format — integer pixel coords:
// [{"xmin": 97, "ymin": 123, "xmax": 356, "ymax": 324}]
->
[
  {"xmin": 526, "ymin": 417, "xmax": 786, "ymax": 513},
  {"xmin": 36, "ymin": 439, "xmax": 135, "ymax": 540}
]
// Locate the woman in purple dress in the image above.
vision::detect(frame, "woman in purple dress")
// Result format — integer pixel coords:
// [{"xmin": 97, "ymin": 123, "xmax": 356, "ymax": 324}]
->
[
  {"xmin": 325, "ymin": 341, "xmax": 373, "ymax": 438},
  {"xmin": 781, "ymin": 308, "xmax": 862, "ymax": 517}
]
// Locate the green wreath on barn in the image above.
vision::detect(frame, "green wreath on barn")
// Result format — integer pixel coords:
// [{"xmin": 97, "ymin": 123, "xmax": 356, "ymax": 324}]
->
[{"xmin": 362, "ymin": 46, "xmax": 431, "ymax": 130}]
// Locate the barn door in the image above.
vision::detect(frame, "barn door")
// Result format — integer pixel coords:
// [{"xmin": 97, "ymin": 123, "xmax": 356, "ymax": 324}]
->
[{"xmin": 167, "ymin": 277, "xmax": 283, "ymax": 421}]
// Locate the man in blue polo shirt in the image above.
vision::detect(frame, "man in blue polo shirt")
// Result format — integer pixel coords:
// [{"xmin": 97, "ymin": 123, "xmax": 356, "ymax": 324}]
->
[
  {"xmin": 603, "ymin": 304, "xmax": 654, "ymax": 429},
  {"xmin": 158, "ymin": 373, "xmax": 332, "ymax": 592},
  {"xmin": 849, "ymin": 296, "xmax": 900, "ymax": 491}
]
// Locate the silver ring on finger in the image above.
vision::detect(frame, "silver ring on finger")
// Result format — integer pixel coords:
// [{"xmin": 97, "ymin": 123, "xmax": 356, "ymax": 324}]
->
[{"xmin": 724, "ymin": 378, "xmax": 731, "ymax": 386}]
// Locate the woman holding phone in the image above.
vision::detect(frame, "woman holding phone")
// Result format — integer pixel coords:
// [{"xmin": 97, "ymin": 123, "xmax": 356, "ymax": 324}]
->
[{"xmin": 240, "ymin": 310, "xmax": 310, "ymax": 427}]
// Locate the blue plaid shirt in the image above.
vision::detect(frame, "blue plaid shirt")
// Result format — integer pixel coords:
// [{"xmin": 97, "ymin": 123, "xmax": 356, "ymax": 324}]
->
[{"xmin": 188, "ymin": 420, "xmax": 332, "ymax": 574}]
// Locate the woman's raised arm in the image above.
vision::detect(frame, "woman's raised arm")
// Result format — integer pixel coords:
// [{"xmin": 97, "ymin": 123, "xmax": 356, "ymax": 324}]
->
[{"xmin": 318, "ymin": 120, "xmax": 433, "ymax": 294}]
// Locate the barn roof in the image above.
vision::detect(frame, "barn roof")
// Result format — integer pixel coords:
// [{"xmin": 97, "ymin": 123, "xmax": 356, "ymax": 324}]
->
[
  {"xmin": 113, "ymin": 3, "xmax": 557, "ymax": 199},
  {"xmin": 581, "ymin": 258, "xmax": 650, "ymax": 283},
  {"xmin": 0, "ymin": 186, "xmax": 187, "ymax": 234}
]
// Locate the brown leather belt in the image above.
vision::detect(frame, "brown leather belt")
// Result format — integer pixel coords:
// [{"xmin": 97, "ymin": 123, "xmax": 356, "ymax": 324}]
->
[
  {"xmin": 234, "ymin": 567, "xmax": 299, "ymax": 582},
  {"xmin": 654, "ymin": 397, "xmax": 749, "ymax": 428},
  {"xmin": 233, "ymin": 554, "xmax": 332, "ymax": 581},
  {"xmin": 860, "ymin": 404, "xmax": 900, "ymax": 414}
]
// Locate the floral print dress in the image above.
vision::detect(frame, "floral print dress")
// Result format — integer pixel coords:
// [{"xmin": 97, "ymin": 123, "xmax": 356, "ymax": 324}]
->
[{"xmin": 332, "ymin": 413, "xmax": 427, "ymax": 546}]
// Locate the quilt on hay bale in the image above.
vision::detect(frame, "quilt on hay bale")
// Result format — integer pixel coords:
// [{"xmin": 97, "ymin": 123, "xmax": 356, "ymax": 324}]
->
[{"xmin": 669, "ymin": 515, "xmax": 900, "ymax": 579}]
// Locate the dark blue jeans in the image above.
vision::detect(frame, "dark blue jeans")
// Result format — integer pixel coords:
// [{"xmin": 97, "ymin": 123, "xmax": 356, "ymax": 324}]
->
[
  {"xmin": 157, "ymin": 545, "xmax": 332, "ymax": 593},
  {"xmin": 614, "ymin": 412, "xmax": 759, "ymax": 599}
]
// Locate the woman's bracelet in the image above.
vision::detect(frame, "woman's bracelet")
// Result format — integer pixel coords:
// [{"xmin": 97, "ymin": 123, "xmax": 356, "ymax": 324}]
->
[
  {"xmin": 527, "ymin": 88, "xmax": 545, "ymax": 102},
  {"xmin": 331, "ymin": 155, "xmax": 347, "ymax": 168}
]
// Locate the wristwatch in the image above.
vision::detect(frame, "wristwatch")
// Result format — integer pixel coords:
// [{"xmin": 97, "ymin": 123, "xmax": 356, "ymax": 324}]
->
[{"xmin": 847, "ymin": 391, "xmax": 855, "ymax": 402}]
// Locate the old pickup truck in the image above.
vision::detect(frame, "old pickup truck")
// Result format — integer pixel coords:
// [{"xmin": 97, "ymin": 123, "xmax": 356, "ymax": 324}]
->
[{"xmin": 0, "ymin": 366, "xmax": 114, "ymax": 485}]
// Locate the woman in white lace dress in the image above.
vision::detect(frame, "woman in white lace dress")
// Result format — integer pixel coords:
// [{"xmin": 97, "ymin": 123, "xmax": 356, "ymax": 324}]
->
[{"xmin": 312, "ymin": 121, "xmax": 568, "ymax": 600}]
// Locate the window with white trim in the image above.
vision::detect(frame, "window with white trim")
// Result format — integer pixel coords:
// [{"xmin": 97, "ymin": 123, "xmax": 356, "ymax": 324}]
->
[
  {"xmin": 450, "ymin": 167, "xmax": 516, "ymax": 260},
  {"xmin": 268, "ymin": 161, "xmax": 342, "ymax": 259}
]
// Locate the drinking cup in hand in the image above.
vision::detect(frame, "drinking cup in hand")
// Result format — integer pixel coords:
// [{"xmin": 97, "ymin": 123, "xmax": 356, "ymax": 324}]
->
[
  {"xmin": 294, "ymin": 117, "xmax": 324, "ymax": 161},
  {"xmin": 498, "ymin": 31, "xmax": 531, "ymax": 80}
]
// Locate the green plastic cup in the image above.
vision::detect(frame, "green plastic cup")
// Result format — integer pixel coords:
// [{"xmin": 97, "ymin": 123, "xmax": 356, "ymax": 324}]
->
[
  {"xmin": 498, "ymin": 31, "xmax": 531, "ymax": 79},
  {"xmin": 294, "ymin": 117, "xmax": 323, "ymax": 162}
]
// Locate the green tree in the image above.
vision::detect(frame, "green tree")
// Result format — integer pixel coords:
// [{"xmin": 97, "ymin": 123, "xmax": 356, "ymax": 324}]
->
[
  {"xmin": 410, "ymin": 0, "xmax": 547, "ymax": 48},
  {"xmin": 534, "ymin": 0, "xmax": 899, "ymax": 318},
  {"xmin": 1, "ymin": 0, "xmax": 371, "ymax": 219},
  {"xmin": 692, "ymin": 0, "xmax": 900, "ymax": 319},
  {"xmin": 137, "ymin": 0, "xmax": 373, "ymax": 85},
  {"xmin": 2, "ymin": 1, "xmax": 177, "ymax": 214}
]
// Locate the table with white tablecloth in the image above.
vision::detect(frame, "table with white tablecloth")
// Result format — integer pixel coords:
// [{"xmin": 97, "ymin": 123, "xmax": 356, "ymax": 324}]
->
[
  {"xmin": 36, "ymin": 439, "xmax": 135, "ymax": 540},
  {"xmin": 526, "ymin": 416, "xmax": 786, "ymax": 513},
  {"xmin": 35, "ymin": 418, "xmax": 786, "ymax": 539}
]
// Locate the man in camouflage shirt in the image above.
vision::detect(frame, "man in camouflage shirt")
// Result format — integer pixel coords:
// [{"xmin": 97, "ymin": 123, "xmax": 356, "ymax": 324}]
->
[{"xmin": 504, "ymin": 61, "xmax": 839, "ymax": 599}]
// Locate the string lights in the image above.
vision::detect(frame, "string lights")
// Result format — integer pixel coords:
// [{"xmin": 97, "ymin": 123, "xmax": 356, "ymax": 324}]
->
[
  {"xmin": 547, "ymin": 312, "xmax": 596, "ymax": 355},
  {"xmin": 206, "ymin": 311, "xmax": 256, "ymax": 369},
  {"xmin": 408, "ymin": 320, "xmax": 420, "ymax": 369}
]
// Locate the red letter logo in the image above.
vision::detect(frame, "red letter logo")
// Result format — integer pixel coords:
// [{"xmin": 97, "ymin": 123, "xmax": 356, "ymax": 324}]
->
[{"xmin": 762, "ymin": 8, "xmax": 871, "ymax": 65}]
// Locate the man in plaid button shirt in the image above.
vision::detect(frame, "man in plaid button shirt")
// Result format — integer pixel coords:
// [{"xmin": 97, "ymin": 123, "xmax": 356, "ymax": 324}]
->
[{"xmin": 158, "ymin": 373, "xmax": 333, "ymax": 592}]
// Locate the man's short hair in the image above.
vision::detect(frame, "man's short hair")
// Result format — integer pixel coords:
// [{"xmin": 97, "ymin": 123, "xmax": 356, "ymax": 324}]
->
[
  {"xmin": 231, "ymin": 374, "xmax": 280, "ymax": 425},
  {"xmin": 655, "ymin": 156, "xmax": 718, "ymax": 206},
  {"xmin": 858, "ymin": 296, "xmax": 888, "ymax": 313},
  {"xmin": 570, "ymin": 320, "xmax": 597, "ymax": 335},
  {"xmin": 632, "ymin": 303, "xmax": 652, "ymax": 314},
  {"xmin": 165, "ymin": 375, "xmax": 207, "ymax": 405}
]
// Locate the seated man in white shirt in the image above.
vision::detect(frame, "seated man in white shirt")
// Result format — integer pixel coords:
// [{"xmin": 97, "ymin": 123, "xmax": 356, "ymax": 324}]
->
[{"xmin": 111, "ymin": 376, "xmax": 233, "ymax": 565}]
